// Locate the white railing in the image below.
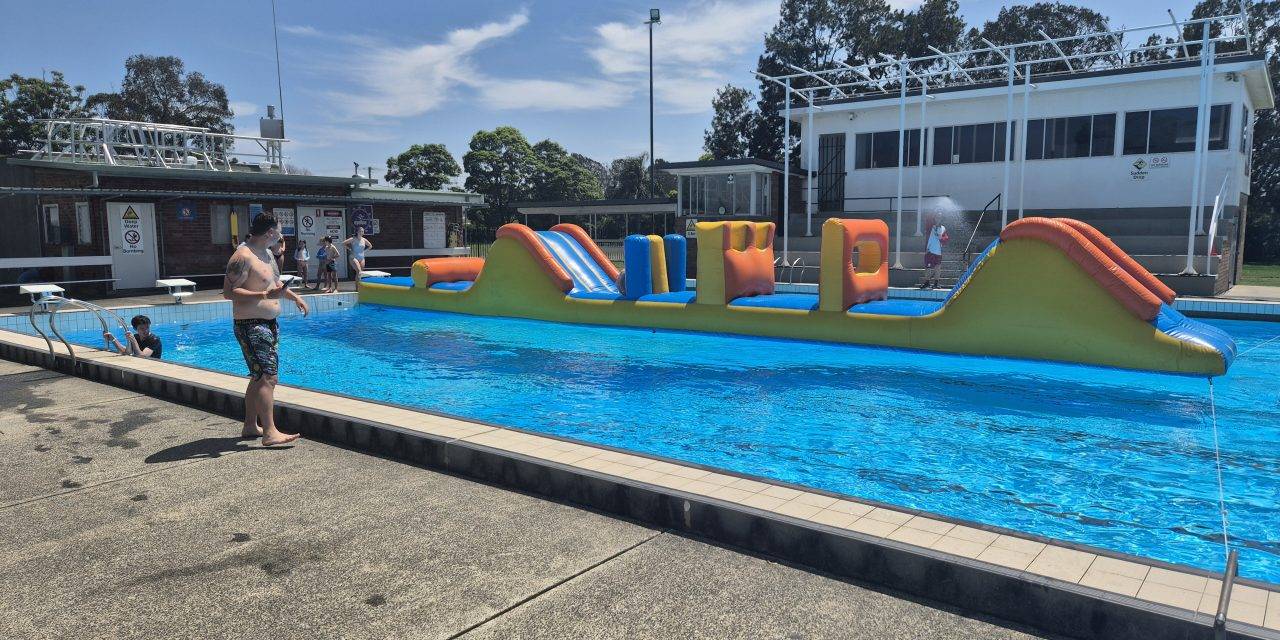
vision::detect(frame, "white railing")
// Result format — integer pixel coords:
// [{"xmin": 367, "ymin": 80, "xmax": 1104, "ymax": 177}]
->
[
  {"xmin": 23, "ymin": 118, "xmax": 288, "ymax": 173},
  {"xmin": 1204, "ymin": 172, "xmax": 1232, "ymax": 276}
]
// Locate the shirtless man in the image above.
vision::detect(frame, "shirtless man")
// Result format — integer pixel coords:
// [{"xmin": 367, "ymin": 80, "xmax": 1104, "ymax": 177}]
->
[{"xmin": 223, "ymin": 212, "xmax": 309, "ymax": 445}]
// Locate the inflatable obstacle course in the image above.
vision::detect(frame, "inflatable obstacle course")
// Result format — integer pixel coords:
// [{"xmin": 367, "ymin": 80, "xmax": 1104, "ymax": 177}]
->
[{"xmin": 359, "ymin": 217, "xmax": 1235, "ymax": 375}]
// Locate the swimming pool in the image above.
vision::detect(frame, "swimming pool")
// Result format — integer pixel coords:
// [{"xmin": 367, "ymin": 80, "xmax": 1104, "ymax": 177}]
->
[{"xmin": 49, "ymin": 304, "xmax": 1280, "ymax": 583}]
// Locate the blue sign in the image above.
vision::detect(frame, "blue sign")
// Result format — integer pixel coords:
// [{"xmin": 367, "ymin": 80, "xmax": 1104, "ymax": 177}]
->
[
  {"xmin": 175, "ymin": 200, "xmax": 197, "ymax": 222},
  {"xmin": 249, "ymin": 203, "xmax": 264, "ymax": 221},
  {"xmin": 352, "ymin": 204, "xmax": 374, "ymax": 233}
]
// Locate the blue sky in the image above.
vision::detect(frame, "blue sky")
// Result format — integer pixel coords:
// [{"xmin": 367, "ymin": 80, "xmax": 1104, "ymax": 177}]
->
[{"xmin": 3, "ymin": 0, "xmax": 1204, "ymax": 184}]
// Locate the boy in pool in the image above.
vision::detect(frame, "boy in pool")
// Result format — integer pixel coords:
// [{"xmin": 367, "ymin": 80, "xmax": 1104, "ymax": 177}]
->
[{"xmin": 103, "ymin": 314, "xmax": 162, "ymax": 358}]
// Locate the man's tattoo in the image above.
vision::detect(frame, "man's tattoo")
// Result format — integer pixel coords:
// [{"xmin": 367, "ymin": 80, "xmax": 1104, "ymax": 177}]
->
[{"xmin": 226, "ymin": 258, "xmax": 249, "ymax": 281}]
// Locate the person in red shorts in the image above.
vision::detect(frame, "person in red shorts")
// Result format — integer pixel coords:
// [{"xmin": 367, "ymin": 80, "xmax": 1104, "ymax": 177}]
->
[{"xmin": 920, "ymin": 215, "xmax": 949, "ymax": 289}]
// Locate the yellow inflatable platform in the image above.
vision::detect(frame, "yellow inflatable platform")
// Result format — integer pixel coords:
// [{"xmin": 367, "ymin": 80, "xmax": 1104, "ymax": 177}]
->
[{"xmin": 358, "ymin": 218, "xmax": 1234, "ymax": 375}]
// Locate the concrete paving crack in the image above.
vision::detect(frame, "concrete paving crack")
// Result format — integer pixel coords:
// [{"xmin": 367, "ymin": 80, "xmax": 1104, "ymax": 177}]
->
[
  {"xmin": 0, "ymin": 457, "xmax": 210, "ymax": 511},
  {"xmin": 447, "ymin": 530, "xmax": 665, "ymax": 640}
]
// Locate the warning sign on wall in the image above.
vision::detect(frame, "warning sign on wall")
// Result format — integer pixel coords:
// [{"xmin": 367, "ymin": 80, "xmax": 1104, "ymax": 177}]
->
[{"xmin": 120, "ymin": 205, "xmax": 145, "ymax": 254}]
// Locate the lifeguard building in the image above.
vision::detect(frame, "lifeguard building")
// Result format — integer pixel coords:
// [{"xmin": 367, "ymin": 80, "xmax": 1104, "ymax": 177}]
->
[{"xmin": 672, "ymin": 8, "xmax": 1269, "ymax": 295}]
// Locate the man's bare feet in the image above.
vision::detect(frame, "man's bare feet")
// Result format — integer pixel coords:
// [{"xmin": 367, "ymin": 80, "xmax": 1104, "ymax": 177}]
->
[
  {"xmin": 240, "ymin": 425, "xmax": 264, "ymax": 439},
  {"xmin": 261, "ymin": 430, "xmax": 300, "ymax": 446}
]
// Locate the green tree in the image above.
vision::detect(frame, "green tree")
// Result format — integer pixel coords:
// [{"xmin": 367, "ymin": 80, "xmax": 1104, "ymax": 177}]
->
[
  {"xmin": 605, "ymin": 154, "xmax": 647, "ymax": 199},
  {"xmin": 649, "ymin": 159, "xmax": 677, "ymax": 198},
  {"xmin": 748, "ymin": 0, "xmax": 953, "ymax": 161},
  {"xmin": 0, "ymin": 71, "xmax": 88, "ymax": 156},
  {"xmin": 463, "ymin": 126, "xmax": 535, "ymax": 226},
  {"xmin": 384, "ymin": 143, "xmax": 460, "ymax": 190},
  {"xmin": 571, "ymin": 152, "xmax": 609, "ymax": 191},
  {"xmin": 88, "ymin": 55, "xmax": 233, "ymax": 133},
  {"xmin": 885, "ymin": 0, "xmax": 967, "ymax": 64},
  {"xmin": 968, "ymin": 4, "xmax": 1112, "ymax": 77},
  {"xmin": 704, "ymin": 85, "xmax": 755, "ymax": 159},
  {"xmin": 530, "ymin": 140, "xmax": 603, "ymax": 201}
]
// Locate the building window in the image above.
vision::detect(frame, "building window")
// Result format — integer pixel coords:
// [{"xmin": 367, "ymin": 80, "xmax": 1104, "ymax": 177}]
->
[
  {"xmin": 1025, "ymin": 114, "xmax": 1115, "ymax": 160},
  {"xmin": 211, "ymin": 204, "xmax": 232, "ymax": 244},
  {"xmin": 855, "ymin": 129, "xmax": 924, "ymax": 169},
  {"xmin": 817, "ymin": 133, "xmax": 845, "ymax": 211},
  {"xmin": 42, "ymin": 204, "xmax": 61, "ymax": 244},
  {"xmin": 756, "ymin": 173, "xmax": 772, "ymax": 216},
  {"xmin": 1240, "ymin": 105, "xmax": 1250, "ymax": 155},
  {"xmin": 1122, "ymin": 105, "xmax": 1230, "ymax": 155},
  {"xmin": 933, "ymin": 121, "xmax": 1015, "ymax": 165},
  {"xmin": 75, "ymin": 202, "xmax": 92, "ymax": 245},
  {"xmin": 680, "ymin": 174, "xmax": 752, "ymax": 216}
]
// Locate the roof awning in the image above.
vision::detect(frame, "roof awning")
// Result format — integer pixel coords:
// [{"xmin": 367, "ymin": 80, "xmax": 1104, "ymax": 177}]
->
[{"xmin": 0, "ymin": 186, "xmax": 481, "ymax": 208}]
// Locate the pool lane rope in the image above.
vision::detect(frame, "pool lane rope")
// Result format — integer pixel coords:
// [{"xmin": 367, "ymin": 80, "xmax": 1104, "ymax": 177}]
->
[
  {"xmin": 1236, "ymin": 332, "xmax": 1280, "ymax": 358},
  {"xmin": 1208, "ymin": 378, "xmax": 1230, "ymax": 564}
]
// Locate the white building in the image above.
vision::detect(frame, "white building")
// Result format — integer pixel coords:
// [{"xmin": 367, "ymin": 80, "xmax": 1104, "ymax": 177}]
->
[{"xmin": 757, "ymin": 10, "xmax": 1272, "ymax": 294}]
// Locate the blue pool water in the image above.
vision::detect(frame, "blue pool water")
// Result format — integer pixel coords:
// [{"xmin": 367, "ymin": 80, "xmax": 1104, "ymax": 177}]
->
[{"xmin": 54, "ymin": 305, "xmax": 1280, "ymax": 582}]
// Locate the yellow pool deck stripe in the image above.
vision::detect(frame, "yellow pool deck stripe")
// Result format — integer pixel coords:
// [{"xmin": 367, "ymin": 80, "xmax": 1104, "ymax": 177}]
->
[{"xmin": 1, "ymin": 326, "xmax": 1277, "ymax": 633}]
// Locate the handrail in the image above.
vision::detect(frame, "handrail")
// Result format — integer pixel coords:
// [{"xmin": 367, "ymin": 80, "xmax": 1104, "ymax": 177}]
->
[
  {"xmin": 1214, "ymin": 549, "xmax": 1239, "ymax": 638},
  {"xmin": 1205, "ymin": 172, "xmax": 1231, "ymax": 276},
  {"xmin": 28, "ymin": 295, "xmax": 131, "ymax": 368},
  {"xmin": 963, "ymin": 193, "xmax": 1002, "ymax": 263}
]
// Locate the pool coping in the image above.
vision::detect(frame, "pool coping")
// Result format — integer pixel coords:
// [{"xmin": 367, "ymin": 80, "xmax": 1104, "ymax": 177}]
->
[{"xmin": 2, "ymin": 328, "xmax": 1278, "ymax": 640}]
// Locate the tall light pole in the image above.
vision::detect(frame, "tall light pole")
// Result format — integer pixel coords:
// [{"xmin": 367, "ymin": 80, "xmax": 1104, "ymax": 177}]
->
[{"xmin": 646, "ymin": 9, "xmax": 660, "ymax": 198}]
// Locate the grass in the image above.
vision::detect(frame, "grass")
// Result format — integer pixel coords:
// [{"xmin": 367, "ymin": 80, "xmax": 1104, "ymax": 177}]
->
[{"xmin": 1238, "ymin": 263, "xmax": 1280, "ymax": 287}]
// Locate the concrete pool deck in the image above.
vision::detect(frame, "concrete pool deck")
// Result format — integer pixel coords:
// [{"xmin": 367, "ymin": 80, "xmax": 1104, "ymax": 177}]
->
[
  {"xmin": 3, "ymin": 291, "xmax": 1280, "ymax": 639},
  {"xmin": 0, "ymin": 358, "xmax": 1053, "ymax": 639}
]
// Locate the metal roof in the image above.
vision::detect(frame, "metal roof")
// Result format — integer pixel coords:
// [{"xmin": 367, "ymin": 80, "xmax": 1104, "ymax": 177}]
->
[
  {"xmin": 6, "ymin": 158, "xmax": 375, "ymax": 187},
  {"xmin": 0, "ymin": 186, "xmax": 480, "ymax": 208},
  {"xmin": 756, "ymin": 9, "xmax": 1255, "ymax": 110}
]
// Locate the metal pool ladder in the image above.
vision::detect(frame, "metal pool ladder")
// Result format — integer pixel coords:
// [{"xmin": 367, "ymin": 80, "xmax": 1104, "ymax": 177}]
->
[{"xmin": 22, "ymin": 284, "xmax": 130, "ymax": 369}]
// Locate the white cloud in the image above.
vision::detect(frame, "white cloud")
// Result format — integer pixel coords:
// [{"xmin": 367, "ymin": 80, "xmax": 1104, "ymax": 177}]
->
[
  {"xmin": 325, "ymin": 11, "xmax": 530, "ymax": 118},
  {"xmin": 284, "ymin": 3, "xmax": 777, "ymax": 124},
  {"xmin": 229, "ymin": 101, "xmax": 258, "ymax": 117},
  {"xmin": 473, "ymin": 78, "xmax": 633, "ymax": 111},
  {"xmin": 588, "ymin": 1, "xmax": 778, "ymax": 114},
  {"xmin": 280, "ymin": 24, "xmax": 319, "ymax": 37}
]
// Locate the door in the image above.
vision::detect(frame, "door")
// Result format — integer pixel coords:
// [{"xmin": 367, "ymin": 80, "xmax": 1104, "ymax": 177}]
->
[
  {"xmin": 297, "ymin": 206, "xmax": 347, "ymax": 279},
  {"xmin": 106, "ymin": 202, "xmax": 158, "ymax": 289}
]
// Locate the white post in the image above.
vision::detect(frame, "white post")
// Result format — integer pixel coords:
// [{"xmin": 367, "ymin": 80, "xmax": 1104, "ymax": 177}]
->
[
  {"xmin": 893, "ymin": 59, "xmax": 907, "ymax": 269},
  {"xmin": 1018, "ymin": 62, "xmax": 1031, "ymax": 220},
  {"xmin": 1183, "ymin": 31, "xmax": 1212, "ymax": 274},
  {"xmin": 783, "ymin": 77, "xmax": 791, "ymax": 265},
  {"xmin": 1001, "ymin": 49, "xmax": 1016, "ymax": 228},
  {"xmin": 1197, "ymin": 41, "xmax": 1216, "ymax": 235},
  {"xmin": 806, "ymin": 89, "xmax": 815, "ymax": 236},
  {"xmin": 914, "ymin": 79, "xmax": 928, "ymax": 237}
]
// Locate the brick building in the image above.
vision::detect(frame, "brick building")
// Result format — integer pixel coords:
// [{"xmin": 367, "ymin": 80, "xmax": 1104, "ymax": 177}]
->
[{"xmin": 0, "ymin": 118, "xmax": 482, "ymax": 299}]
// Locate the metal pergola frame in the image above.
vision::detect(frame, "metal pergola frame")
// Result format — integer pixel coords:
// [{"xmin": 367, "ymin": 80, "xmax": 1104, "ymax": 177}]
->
[{"xmin": 755, "ymin": 5, "xmax": 1254, "ymax": 273}]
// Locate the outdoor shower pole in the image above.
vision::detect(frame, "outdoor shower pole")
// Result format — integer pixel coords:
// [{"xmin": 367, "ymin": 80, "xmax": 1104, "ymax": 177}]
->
[
  {"xmin": 1018, "ymin": 62, "xmax": 1031, "ymax": 220},
  {"xmin": 1001, "ymin": 48, "xmax": 1016, "ymax": 228},
  {"xmin": 1184, "ymin": 29, "xmax": 1213, "ymax": 274},
  {"xmin": 646, "ymin": 9, "xmax": 661, "ymax": 199},
  {"xmin": 783, "ymin": 77, "xmax": 791, "ymax": 265},
  {"xmin": 806, "ymin": 89, "xmax": 815, "ymax": 236},
  {"xmin": 893, "ymin": 58, "xmax": 906, "ymax": 269},
  {"xmin": 914, "ymin": 79, "xmax": 928, "ymax": 237}
]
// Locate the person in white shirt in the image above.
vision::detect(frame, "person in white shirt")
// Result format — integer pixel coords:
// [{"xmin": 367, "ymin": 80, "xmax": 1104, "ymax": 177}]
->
[
  {"xmin": 294, "ymin": 240, "xmax": 311, "ymax": 289},
  {"xmin": 920, "ymin": 215, "xmax": 949, "ymax": 290}
]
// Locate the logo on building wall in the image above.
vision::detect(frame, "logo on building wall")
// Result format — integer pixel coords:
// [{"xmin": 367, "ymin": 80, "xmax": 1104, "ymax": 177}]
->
[
  {"xmin": 175, "ymin": 200, "xmax": 197, "ymax": 222},
  {"xmin": 1130, "ymin": 158, "xmax": 1148, "ymax": 181},
  {"xmin": 274, "ymin": 208, "xmax": 296, "ymax": 236},
  {"xmin": 120, "ymin": 206, "xmax": 145, "ymax": 254},
  {"xmin": 351, "ymin": 204, "xmax": 377, "ymax": 235}
]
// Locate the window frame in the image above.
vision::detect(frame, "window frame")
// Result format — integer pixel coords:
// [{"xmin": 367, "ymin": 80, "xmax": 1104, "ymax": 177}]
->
[
  {"xmin": 42, "ymin": 203, "xmax": 61, "ymax": 245},
  {"xmin": 933, "ymin": 121, "xmax": 1014, "ymax": 165},
  {"xmin": 1120, "ymin": 104, "xmax": 1232, "ymax": 156},
  {"xmin": 75, "ymin": 201, "xmax": 92, "ymax": 246}
]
